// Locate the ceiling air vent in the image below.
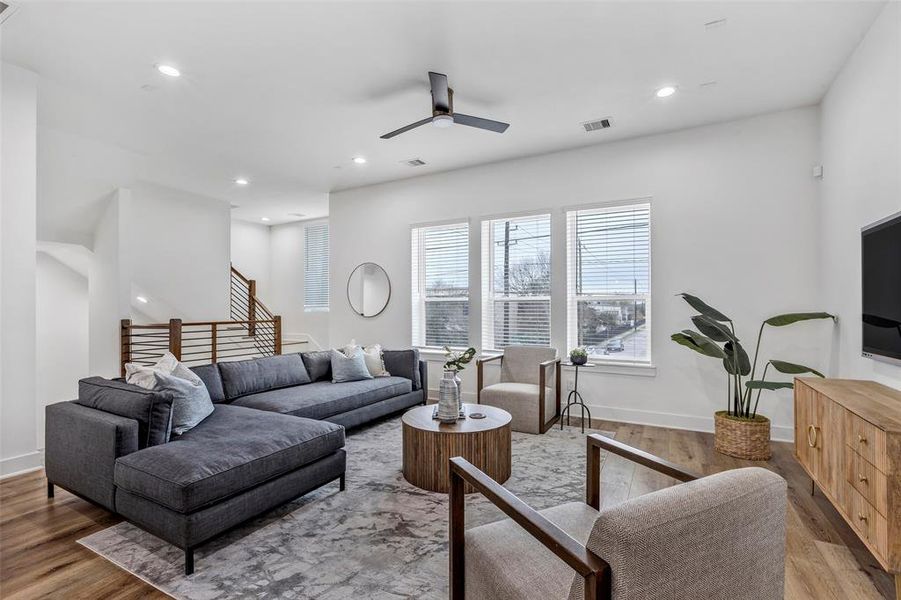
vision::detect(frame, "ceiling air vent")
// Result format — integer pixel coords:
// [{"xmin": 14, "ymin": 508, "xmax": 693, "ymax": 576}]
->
[
  {"xmin": 582, "ymin": 118, "xmax": 611, "ymax": 133},
  {"xmin": 401, "ymin": 158, "xmax": 427, "ymax": 167}
]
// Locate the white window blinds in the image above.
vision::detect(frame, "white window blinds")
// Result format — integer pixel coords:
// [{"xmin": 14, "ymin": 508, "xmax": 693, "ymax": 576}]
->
[
  {"xmin": 566, "ymin": 202, "xmax": 651, "ymax": 362},
  {"xmin": 304, "ymin": 223, "xmax": 329, "ymax": 312},
  {"xmin": 481, "ymin": 214, "xmax": 551, "ymax": 351},
  {"xmin": 411, "ymin": 222, "xmax": 470, "ymax": 348}
]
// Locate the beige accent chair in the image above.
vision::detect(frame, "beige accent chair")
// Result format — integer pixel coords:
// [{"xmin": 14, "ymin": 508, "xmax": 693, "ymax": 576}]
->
[
  {"xmin": 449, "ymin": 434, "xmax": 787, "ymax": 600},
  {"xmin": 476, "ymin": 346, "xmax": 560, "ymax": 434}
]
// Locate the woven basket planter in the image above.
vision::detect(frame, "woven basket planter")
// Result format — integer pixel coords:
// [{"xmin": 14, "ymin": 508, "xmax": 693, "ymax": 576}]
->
[{"xmin": 714, "ymin": 411, "xmax": 771, "ymax": 461}]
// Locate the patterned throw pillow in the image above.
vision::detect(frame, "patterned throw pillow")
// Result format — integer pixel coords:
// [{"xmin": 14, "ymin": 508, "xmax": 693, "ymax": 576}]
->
[
  {"xmin": 125, "ymin": 352, "xmax": 202, "ymax": 389},
  {"xmin": 330, "ymin": 348, "xmax": 374, "ymax": 383},
  {"xmin": 361, "ymin": 344, "xmax": 390, "ymax": 377}
]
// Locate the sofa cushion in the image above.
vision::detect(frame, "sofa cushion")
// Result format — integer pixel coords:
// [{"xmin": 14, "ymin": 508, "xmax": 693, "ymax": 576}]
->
[
  {"xmin": 382, "ymin": 349, "xmax": 422, "ymax": 390},
  {"xmin": 231, "ymin": 376, "xmax": 413, "ymax": 420},
  {"xmin": 301, "ymin": 350, "xmax": 333, "ymax": 382},
  {"xmin": 218, "ymin": 353, "xmax": 311, "ymax": 400},
  {"xmin": 190, "ymin": 364, "xmax": 226, "ymax": 403},
  {"xmin": 113, "ymin": 404, "xmax": 344, "ymax": 513},
  {"xmin": 465, "ymin": 502, "xmax": 599, "ymax": 600},
  {"xmin": 77, "ymin": 377, "xmax": 174, "ymax": 448}
]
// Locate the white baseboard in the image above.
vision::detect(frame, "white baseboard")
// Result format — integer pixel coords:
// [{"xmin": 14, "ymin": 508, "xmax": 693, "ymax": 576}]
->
[
  {"xmin": 0, "ymin": 450, "xmax": 44, "ymax": 479},
  {"xmin": 429, "ymin": 392, "xmax": 795, "ymax": 442}
]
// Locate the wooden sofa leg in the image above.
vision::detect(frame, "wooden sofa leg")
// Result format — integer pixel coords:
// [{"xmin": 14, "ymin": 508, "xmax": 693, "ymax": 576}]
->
[
  {"xmin": 339, "ymin": 473, "xmax": 346, "ymax": 492},
  {"xmin": 185, "ymin": 548, "xmax": 194, "ymax": 575},
  {"xmin": 47, "ymin": 481, "xmax": 54, "ymax": 498}
]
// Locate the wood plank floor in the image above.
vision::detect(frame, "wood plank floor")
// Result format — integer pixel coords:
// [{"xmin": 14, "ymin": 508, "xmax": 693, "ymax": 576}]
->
[{"xmin": 0, "ymin": 420, "xmax": 895, "ymax": 599}]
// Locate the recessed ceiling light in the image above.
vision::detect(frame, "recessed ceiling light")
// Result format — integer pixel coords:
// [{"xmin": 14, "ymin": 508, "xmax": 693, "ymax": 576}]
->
[
  {"xmin": 156, "ymin": 64, "xmax": 181, "ymax": 77},
  {"xmin": 234, "ymin": 178, "xmax": 249, "ymax": 185},
  {"xmin": 136, "ymin": 296, "xmax": 149, "ymax": 304},
  {"xmin": 656, "ymin": 86, "xmax": 677, "ymax": 98},
  {"xmin": 352, "ymin": 157, "xmax": 367, "ymax": 164},
  {"xmin": 261, "ymin": 217, "xmax": 271, "ymax": 222}
]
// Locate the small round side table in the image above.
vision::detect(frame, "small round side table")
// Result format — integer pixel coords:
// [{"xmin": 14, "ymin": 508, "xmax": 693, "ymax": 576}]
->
[{"xmin": 561, "ymin": 362, "xmax": 594, "ymax": 433}]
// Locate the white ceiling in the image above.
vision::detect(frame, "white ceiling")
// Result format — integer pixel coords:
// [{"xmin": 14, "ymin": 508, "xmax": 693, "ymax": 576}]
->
[{"xmin": 2, "ymin": 1, "xmax": 884, "ymax": 228}]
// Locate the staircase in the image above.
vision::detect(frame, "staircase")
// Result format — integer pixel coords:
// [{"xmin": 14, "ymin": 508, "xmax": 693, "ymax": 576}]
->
[{"xmin": 119, "ymin": 265, "xmax": 299, "ymax": 375}]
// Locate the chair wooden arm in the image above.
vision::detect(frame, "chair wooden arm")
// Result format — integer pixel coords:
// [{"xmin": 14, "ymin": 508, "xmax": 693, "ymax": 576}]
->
[
  {"xmin": 476, "ymin": 354, "xmax": 502, "ymax": 402},
  {"xmin": 538, "ymin": 358, "xmax": 562, "ymax": 433},
  {"xmin": 449, "ymin": 457, "xmax": 610, "ymax": 600},
  {"xmin": 585, "ymin": 433, "xmax": 700, "ymax": 510}
]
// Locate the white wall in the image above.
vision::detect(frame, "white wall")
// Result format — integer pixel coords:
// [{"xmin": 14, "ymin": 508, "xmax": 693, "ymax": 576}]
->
[
  {"xmin": 1, "ymin": 63, "xmax": 39, "ymax": 476},
  {"xmin": 330, "ymin": 107, "xmax": 828, "ymax": 440},
  {"xmin": 230, "ymin": 220, "xmax": 272, "ymax": 299},
  {"xmin": 89, "ymin": 190, "xmax": 129, "ymax": 377},
  {"xmin": 88, "ymin": 184, "xmax": 232, "ymax": 376},
  {"xmin": 36, "ymin": 252, "xmax": 89, "ymax": 448},
  {"xmin": 270, "ymin": 220, "xmax": 330, "ymax": 349},
  {"xmin": 819, "ymin": 2, "xmax": 901, "ymax": 388},
  {"xmin": 126, "ymin": 182, "xmax": 231, "ymax": 321}
]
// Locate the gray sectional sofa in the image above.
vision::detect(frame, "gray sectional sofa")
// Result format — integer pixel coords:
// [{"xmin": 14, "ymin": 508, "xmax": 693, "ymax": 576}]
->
[{"xmin": 45, "ymin": 349, "xmax": 427, "ymax": 574}]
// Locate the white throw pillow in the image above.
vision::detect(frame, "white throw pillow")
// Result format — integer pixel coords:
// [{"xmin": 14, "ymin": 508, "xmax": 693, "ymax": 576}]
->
[
  {"xmin": 361, "ymin": 344, "xmax": 389, "ymax": 377},
  {"xmin": 125, "ymin": 352, "xmax": 201, "ymax": 389},
  {"xmin": 340, "ymin": 339, "xmax": 360, "ymax": 357}
]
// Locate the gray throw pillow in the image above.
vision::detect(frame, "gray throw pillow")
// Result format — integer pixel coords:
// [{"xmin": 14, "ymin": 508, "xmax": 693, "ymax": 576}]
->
[
  {"xmin": 154, "ymin": 371, "xmax": 215, "ymax": 435},
  {"xmin": 331, "ymin": 348, "xmax": 373, "ymax": 383},
  {"xmin": 383, "ymin": 349, "xmax": 422, "ymax": 390},
  {"xmin": 302, "ymin": 350, "xmax": 333, "ymax": 382}
]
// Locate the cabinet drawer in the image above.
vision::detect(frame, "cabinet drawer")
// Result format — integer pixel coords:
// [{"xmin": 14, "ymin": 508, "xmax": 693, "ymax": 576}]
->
[
  {"xmin": 844, "ymin": 411, "xmax": 886, "ymax": 471},
  {"xmin": 845, "ymin": 483, "xmax": 889, "ymax": 560},
  {"xmin": 844, "ymin": 445, "xmax": 887, "ymax": 516}
]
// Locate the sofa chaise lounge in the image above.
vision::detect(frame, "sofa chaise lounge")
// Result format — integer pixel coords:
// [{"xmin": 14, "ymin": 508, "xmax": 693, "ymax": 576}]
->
[{"xmin": 45, "ymin": 349, "xmax": 427, "ymax": 574}]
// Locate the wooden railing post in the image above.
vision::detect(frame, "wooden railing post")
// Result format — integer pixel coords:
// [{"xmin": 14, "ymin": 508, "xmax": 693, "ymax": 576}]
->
[
  {"xmin": 168, "ymin": 318, "xmax": 183, "ymax": 360},
  {"xmin": 248, "ymin": 279, "xmax": 257, "ymax": 337},
  {"xmin": 120, "ymin": 319, "xmax": 132, "ymax": 376},
  {"xmin": 273, "ymin": 315, "xmax": 282, "ymax": 355},
  {"xmin": 210, "ymin": 322, "xmax": 218, "ymax": 364}
]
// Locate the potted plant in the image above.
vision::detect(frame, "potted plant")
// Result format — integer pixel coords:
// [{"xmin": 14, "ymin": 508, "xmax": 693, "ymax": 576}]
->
[
  {"xmin": 444, "ymin": 347, "xmax": 476, "ymax": 412},
  {"xmin": 671, "ymin": 293, "xmax": 835, "ymax": 460},
  {"xmin": 569, "ymin": 347, "xmax": 589, "ymax": 365}
]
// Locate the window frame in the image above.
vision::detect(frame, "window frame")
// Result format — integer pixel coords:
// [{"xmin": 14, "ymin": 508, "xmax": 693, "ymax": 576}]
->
[
  {"xmin": 411, "ymin": 219, "xmax": 471, "ymax": 350},
  {"xmin": 480, "ymin": 212, "xmax": 553, "ymax": 352},
  {"xmin": 565, "ymin": 198, "xmax": 652, "ymax": 365},
  {"xmin": 303, "ymin": 221, "xmax": 329, "ymax": 313}
]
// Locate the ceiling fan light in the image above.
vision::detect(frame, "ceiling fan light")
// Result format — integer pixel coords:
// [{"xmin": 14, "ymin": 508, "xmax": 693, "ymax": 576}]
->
[{"xmin": 432, "ymin": 114, "xmax": 454, "ymax": 128}]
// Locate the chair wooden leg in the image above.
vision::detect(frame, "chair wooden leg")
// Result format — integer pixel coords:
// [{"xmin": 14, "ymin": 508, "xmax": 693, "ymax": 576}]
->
[
  {"xmin": 586, "ymin": 438, "xmax": 601, "ymax": 510},
  {"xmin": 449, "ymin": 468, "xmax": 465, "ymax": 600},
  {"xmin": 47, "ymin": 482, "xmax": 54, "ymax": 498},
  {"xmin": 894, "ymin": 573, "xmax": 900, "ymax": 600}
]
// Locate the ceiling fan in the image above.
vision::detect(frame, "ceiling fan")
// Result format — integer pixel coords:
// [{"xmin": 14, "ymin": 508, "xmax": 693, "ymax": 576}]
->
[{"xmin": 380, "ymin": 72, "xmax": 510, "ymax": 139}]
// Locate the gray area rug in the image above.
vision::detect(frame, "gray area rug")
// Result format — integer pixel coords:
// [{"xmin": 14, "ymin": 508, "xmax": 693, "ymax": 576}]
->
[{"xmin": 79, "ymin": 416, "xmax": 611, "ymax": 599}]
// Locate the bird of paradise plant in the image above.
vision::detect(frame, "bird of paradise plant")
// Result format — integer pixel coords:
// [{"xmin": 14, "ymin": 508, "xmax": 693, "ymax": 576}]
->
[{"xmin": 671, "ymin": 293, "xmax": 835, "ymax": 419}]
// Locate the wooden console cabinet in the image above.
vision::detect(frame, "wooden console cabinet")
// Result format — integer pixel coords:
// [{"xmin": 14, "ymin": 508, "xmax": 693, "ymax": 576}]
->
[{"xmin": 794, "ymin": 378, "xmax": 901, "ymax": 597}]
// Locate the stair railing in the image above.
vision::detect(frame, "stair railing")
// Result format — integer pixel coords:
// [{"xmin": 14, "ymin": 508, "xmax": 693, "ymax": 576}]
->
[{"xmin": 120, "ymin": 316, "xmax": 282, "ymax": 376}]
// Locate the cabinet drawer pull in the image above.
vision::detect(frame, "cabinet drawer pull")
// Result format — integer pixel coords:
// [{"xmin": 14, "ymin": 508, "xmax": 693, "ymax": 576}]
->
[
  {"xmin": 858, "ymin": 474, "xmax": 868, "ymax": 484},
  {"xmin": 858, "ymin": 434, "xmax": 867, "ymax": 445},
  {"xmin": 806, "ymin": 425, "xmax": 819, "ymax": 448}
]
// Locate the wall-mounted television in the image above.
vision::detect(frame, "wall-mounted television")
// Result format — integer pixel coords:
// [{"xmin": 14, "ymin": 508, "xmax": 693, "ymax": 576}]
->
[{"xmin": 862, "ymin": 211, "xmax": 901, "ymax": 365}]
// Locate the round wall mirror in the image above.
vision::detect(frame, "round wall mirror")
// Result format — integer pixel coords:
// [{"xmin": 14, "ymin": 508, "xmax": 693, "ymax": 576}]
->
[{"xmin": 347, "ymin": 263, "xmax": 391, "ymax": 317}]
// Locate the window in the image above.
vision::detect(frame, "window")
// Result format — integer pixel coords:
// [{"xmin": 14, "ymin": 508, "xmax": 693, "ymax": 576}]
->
[
  {"xmin": 411, "ymin": 222, "xmax": 470, "ymax": 348},
  {"xmin": 304, "ymin": 222, "xmax": 329, "ymax": 311},
  {"xmin": 566, "ymin": 202, "xmax": 651, "ymax": 363},
  {"xmin": 481, "ymin": 214, "xmax": 551, "ymax": 351}
]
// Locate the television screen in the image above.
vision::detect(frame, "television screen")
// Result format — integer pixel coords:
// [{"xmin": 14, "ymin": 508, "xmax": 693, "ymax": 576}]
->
[{"xmin": 862, "ymin": 212, "xmax": 901, "ymax": 364}]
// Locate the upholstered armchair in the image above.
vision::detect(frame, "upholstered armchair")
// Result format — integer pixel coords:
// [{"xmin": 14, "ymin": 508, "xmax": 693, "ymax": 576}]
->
[
  {"xmin": 449, "ymin": 434, "xmax": 787, "ymax": 600},
  {"xmin": 476, "ymin": 346, "xmax": 560, "ymax": 434}
]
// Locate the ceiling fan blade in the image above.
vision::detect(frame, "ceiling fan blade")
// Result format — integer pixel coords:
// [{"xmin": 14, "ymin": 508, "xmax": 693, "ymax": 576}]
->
[
  {"xmin": 452, "ymin": 113, "xmax": 510, "ymax": 133},
  {"xmin": 379, "ymin": 117, "xmax": 433, "ymax": 139},
  {"xmin": 428, "ymin": 71, "xmax": 450, "ymax": 112}
]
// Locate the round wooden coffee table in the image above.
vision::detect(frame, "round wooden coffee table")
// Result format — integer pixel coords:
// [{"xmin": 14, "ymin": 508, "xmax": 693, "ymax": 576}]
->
[{"xmin": 402, "ymin": 404, "xmax": 512, "ymax": 493}]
